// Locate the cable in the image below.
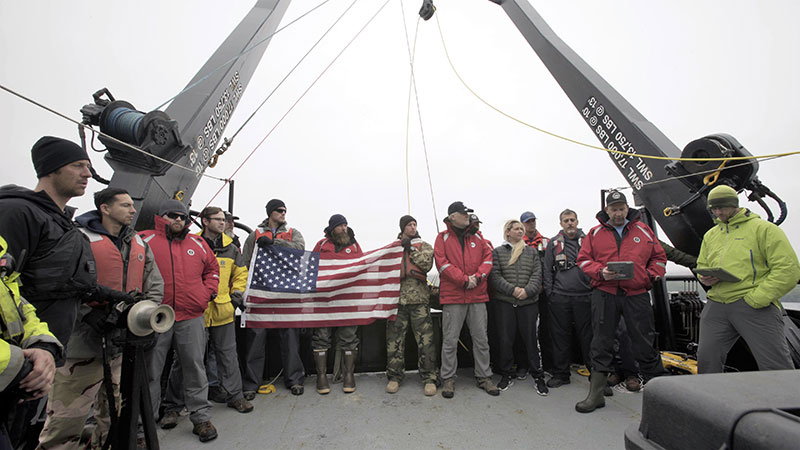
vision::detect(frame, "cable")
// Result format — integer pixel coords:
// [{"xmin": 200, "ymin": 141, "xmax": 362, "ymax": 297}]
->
[
  {"xmin": 399, "ymin": 0, "xmax": 439, "ymax": 231},
  {"xmin": 210, "ymin": 0, "xmax": 362, "ymax": 167},
  {"xmin": 432, "ymin": 12, "xmax": 800, "ymax": 163},
  {"xmin": 202, "ymin": 0, "xmax": 394, "ymax": 210},
  {"xmin": 0, "ymin": 84, "xmax": 229, "ymax": 182},
  {"xmin": 152, "ymin": 0, "xmax": 334, "ymax": 111}
]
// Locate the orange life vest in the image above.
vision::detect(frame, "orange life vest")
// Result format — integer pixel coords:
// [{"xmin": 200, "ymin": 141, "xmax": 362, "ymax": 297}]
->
[
  {"xmin": 255, "ymin": 227, "xmax": 294, "ymax": 242},
  {"xmin": 80, "ymin": 229, "xmax": 145, "ymax": 293}
]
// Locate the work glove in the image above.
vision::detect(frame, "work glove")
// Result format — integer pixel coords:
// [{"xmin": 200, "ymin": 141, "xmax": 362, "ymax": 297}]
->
[
  {"xmin": 401, "ymin": 238, "xmax": 411, "ymax": 250},
  {"xmin": 87, "ymin": 285, "xmax": 135, "ymax": 306},
  {"xmin": 257, "ymin": 235, "xmax": 273, "ymax": 248},
  {"xmin": 230, "ymin": 291, "xmax": 245, "ymax": 311},
  {"xmin": 83, "ymin": 308, "xmax": 114, "ymax": 334}
]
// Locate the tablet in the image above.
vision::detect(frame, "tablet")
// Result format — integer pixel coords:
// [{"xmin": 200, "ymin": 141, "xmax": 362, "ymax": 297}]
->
[
  {"xmin": 693, "ymin": 267, "xmax": 741, "ymax": 283},
  {"xmin": 607, "ymin": 261, "xmax": 634, "ymax": 280}
]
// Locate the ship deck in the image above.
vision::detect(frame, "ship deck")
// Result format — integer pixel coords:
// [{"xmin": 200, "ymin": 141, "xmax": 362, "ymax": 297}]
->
[{"xmin": 157, "ymin": 367, "xmax": 643, "ymax": 449}]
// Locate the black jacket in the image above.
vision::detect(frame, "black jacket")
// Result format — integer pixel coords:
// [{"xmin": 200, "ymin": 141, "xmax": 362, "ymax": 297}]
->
[
  {"xmin": 543, "ymin": 230, "xmax": 592, "ymax": 297},
  {"xmin": 0, "ymin": 185, "xmax": 96, "ymax": 347}
]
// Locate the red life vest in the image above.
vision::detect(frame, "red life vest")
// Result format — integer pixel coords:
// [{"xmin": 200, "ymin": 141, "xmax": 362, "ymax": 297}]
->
[
  {"xmin": 401, "ymin": 240, "xmax": 427, "ymax": 281},
  {"xmin": 80, "ymin": 229, "xmax": 145, "ymax": 293},
  {"xmin": 255, "ymin": 227, "xmax": 294, "ymax": 242}
]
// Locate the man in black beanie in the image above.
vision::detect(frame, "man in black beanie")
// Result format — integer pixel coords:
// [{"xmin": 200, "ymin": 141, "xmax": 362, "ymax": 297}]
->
[
  {"xmin": 0, "ymin": 136, "xmax": 97, "ymax": 447},
  {"xmin": 240, "ymin": 199, "xmax": 307, "ymax": 399}
]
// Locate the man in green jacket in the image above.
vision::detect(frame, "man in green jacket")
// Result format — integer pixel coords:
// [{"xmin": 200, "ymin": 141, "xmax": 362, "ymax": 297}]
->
[{"xmin": 696, "ymin": 185, "xmax": 800, "ymax": 373}]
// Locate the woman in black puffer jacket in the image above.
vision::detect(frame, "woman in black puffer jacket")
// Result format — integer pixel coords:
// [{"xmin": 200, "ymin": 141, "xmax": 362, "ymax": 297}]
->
[{"xmin": 489, "ymin": 220, "xmax": 547, "ymax": 395}]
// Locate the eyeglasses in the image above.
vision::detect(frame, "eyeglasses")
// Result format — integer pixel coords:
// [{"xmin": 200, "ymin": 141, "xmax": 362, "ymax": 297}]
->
[
  {"xmin": 274, "ymin": 208, "xmax": 287, "ymax": 214},
  {"xmin": 166, "ymin": 212, "xmax": 187, "ymax": 221}
]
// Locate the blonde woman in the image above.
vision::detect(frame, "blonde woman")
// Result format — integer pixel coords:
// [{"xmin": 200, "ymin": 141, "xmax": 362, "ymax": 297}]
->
[{"xmin": 489, "ymin": 220, "xmax": 546, "ymax": 395}]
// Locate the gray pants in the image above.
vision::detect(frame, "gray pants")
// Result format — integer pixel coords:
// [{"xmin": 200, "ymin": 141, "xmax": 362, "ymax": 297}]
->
[
  {"xmin": 147, "ymin": 316, "xmax": 211, "ymax": 425},
  {"xmin": 168, "ymin": 322, "xmax": 244, "ymax": 404},
  {"xmin": 311, "ymin": 326, "xmax": 359, "ymax": 351},
  {"xmin": 441, "ymin": 303, "xmax": 492, "ymax": 380},
  {"xmin": 698, "ymin": 300, "xmax": 793, "ymax": 373}
]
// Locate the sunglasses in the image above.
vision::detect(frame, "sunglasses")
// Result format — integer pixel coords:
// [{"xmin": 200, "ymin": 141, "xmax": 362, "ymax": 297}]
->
[
  {"xmin": 274, "ymin": 208, "xmax": 287, "ymax": 214},
  {"xmin": 166, "ymin": 212, "xmax": 187, "ymax": 221}
]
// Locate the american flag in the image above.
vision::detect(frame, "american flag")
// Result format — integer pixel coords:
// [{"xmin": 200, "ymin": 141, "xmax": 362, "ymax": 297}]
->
[{"xmin": 242, "ymin": 242, "xmax": 403, "ymax": 328}]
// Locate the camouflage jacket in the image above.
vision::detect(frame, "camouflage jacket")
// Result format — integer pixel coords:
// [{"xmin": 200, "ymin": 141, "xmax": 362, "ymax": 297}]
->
[{"xmin": 399, "ymin": 239, "xmax": 434, "ymax": 305}]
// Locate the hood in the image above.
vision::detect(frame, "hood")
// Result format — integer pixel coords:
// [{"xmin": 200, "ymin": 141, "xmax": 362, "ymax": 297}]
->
[
  {"xmin": 596, "ymin": 207, "xmax": 642, "ymax": 228},
  {"xmin": 443, "ymin": 219, "xmax": 470, "ymax": 236},
  {"xmin": 195, "ymin": 229, "xmax": 234, "ymax": 251},
  {"xmin": 325, "ymin": 226, "xmax": 357, "ymax": 244},
  {"xmin": 153, "ymin": 214, "xmax": 190, "ymax": 239},
  {"xmin": 714, "ymin": 208, "xmax": 759, "ymax": 227},
  {"xmin": 0, "ymin": 184, "xmax": 77, "ymax": 224},
  {"xmin": 76, "ymin": 210, "xmax": 134, "ymax": 243}
]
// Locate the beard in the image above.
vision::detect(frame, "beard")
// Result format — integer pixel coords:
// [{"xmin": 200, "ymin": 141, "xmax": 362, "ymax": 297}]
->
[{"xmin": 331, "ymin": 228, "xmax": 351, "ymax": 246}]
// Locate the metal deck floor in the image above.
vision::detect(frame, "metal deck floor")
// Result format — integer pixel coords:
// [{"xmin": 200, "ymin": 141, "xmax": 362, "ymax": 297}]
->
[{"xmin": 156, "ymin": 368, "xmax": 643, "ymax": 450}]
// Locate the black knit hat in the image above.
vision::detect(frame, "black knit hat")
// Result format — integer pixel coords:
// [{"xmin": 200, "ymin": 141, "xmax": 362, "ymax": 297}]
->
[
  {"xmin": 266, "ymin": 199, "xmax": 286, "ymax": 216},
  {"xmin": 399, "ymin": 215, "xmax": 417, "ymax": 232},
  {"xmin": 325, "ymin": 214, "xmax": 347, "ymax": 233},
  {"xmin": 31, "ymin": 136, "xmax": 90, "ymax": 178},
  {"xmin": 158, "ymin": 199, "xmax": 189, "ymax": 217}
]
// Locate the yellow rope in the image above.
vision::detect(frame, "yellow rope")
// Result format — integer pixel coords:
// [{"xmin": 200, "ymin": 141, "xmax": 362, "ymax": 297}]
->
[{"xmin": 433, "ymin": 13, "xmax": 800, "ymax": 163}]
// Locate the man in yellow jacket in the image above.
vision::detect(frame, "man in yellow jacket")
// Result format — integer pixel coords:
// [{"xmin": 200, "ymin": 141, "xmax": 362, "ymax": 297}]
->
[
  {"xmin": 162, "ymin": 206, "xmax": 253, "ymax": 420},
  {"xmin": 0, "ymin": 234, "xmax": 62, "ymax": 448},
  {"xmin": 696, "ymin": 185, "xmax": 800, "ymax": 373}
]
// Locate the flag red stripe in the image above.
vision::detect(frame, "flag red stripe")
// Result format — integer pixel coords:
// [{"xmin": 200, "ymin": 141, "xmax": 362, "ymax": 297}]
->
[{"xmin": 248, "ymin": 303, "xmax": 399, "ymax": 315}]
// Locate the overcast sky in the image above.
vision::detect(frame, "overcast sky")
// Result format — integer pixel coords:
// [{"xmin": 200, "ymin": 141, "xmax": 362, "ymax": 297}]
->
[{"xmin": 1, "ymin": 0, "xmax": 798, "ymax": 275}]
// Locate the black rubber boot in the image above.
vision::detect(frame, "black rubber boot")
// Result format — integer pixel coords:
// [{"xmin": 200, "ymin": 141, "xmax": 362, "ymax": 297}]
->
[
  {"xmin": 575, "ymin": 372, "xmax": 607, "ymax": 413},
  {"xmin": 314, "ymin": 351, "xmax": 330, "ymax": 395},
  {"xmin": 342, "ymin": 350, "xmax": 357, "ymax": 393}
]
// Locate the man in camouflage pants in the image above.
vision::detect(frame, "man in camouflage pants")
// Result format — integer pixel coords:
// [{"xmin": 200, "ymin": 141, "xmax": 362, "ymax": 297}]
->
[{"xmin": 385, "ymin": 215, "xmax": 438, "ymax": 396}]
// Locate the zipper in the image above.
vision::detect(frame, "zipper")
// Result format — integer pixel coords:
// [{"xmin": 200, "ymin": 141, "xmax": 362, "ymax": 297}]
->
[{"xmin": 750, "ymin": 250, "xmax": 757, "ymax": 284}]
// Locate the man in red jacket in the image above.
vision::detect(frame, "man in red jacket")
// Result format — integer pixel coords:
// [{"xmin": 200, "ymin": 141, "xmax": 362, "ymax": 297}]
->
[
  {"xmin": 139, "ymin": 200, "xmax": 220, "ymax": 442},
  {"xmin": 575, "ymin": 191, "xmax": 668, "ymax": 413},
  {"xmin": 434, "ymin": 202, "xmax": 498, "ymax": 398}
]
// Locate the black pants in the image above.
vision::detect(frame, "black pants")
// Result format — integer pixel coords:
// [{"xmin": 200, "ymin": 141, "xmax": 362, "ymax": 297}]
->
[
  {"xmin": 494, "ymin": 301, "xmax": 543, "ymax": 378},
  {"xmin": 589, "ymin": 290, "xmax": 667, "ymax": 380},
  {"xmin": 537, "ymin": 293, "xmax": 554, "ymax": 371},
  {"xmin": 548, "ymin": 293, "xmax": 592, "ymax": 380},
  {"xmin": 242, "ymin": 327, "xmax": 305, "ymax": 391}
]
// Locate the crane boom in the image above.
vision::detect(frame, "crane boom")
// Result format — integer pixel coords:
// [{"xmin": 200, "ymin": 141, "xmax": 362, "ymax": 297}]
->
[
  {"xmin": 99, "ymin": 0, "xmax": 292, "ymax": 230},
  {"xmin": 489, "ymin": 0, "xmax": 760, "ymax": 256}
]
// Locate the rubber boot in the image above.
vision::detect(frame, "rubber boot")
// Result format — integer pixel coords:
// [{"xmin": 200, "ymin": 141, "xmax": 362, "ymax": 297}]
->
[
  {"xmin": 314, "ymin": 351, "xmax": 330, "ymax": 395},
  {"xmin": 575, "ymin": 372, "xmax": 607, "ymax": 413},
  {"xmin": 342, "ymin": 350, "xmax": 357, "ymax": 393}
]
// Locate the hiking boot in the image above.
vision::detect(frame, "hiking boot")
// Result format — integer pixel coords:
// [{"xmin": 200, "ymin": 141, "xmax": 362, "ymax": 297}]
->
[
  {"xmin": 546, "ymin": 377, "xmax": 570, "ymax": 388},
  {"xmin": 625, "ymin": 376, "xmax": 642, "ymax": 392},
  {"xmin": 227, "ymin": 397, "xmax": 254, "ymax": 413},
  {"xmin": 342, "ymin": 350, "xmax": 357, "ymax": 393},
  {"xmin": 314, "ymin": 350, "xmax": 330, "ymax": 394},
  {"xmin": 477, "ymin": 377, "xmax": 500, "ymax": 396},
  {"xmin": 192, "ymin": 421, "xmax": 218, "ymax": 443},
  {"xmin": 424, "ymin": 382, "xmax": 437, "ymax": 396},
  {"xmin": 386, "ymin": 380, "xmax": 399, "ymax": 394},
  {"xmin": 497, "ymin": 375, "xmax": 514, "ymax": 391},
  {"xmin": 290, "ymin": 385, "xmax": 304, "ymax": 396},
  {"xmin": 576, "ymin": 373, "xmax": 607, "ymax": 413},
  {"xmin": 515, "ymin": 367, "xmax": 527, "ymax": 380},
  {"xmin": 243, "ymin": 391, "xmax": 256, "ymax": 401},
  {"xmin": 159, "ymin": 410, "xmax": 179, "ymax": 430},
  {"xmin": 534, "ymin": 378, "xmax": 549, "ymax": 396},
  {"xmin": 442, "ymin": 378, "xmax": 455, "ymax": 399},
  {"xmin": 207, "ymin": 385, "xmax": 228, "ymax": 404},
  {"xmin": 604, "ymin": 384, "xmax": 614, "ymax": 397},
  {"xmin": 607, "ymin": 373, "xmax": 621, "ymax": 386}
]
